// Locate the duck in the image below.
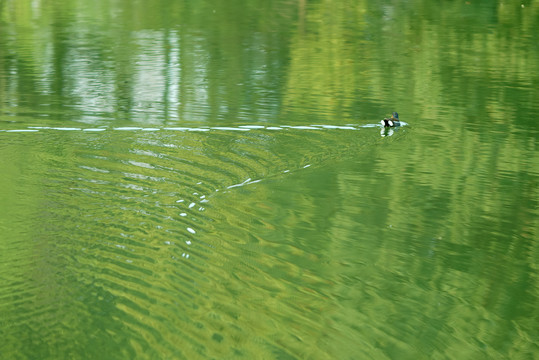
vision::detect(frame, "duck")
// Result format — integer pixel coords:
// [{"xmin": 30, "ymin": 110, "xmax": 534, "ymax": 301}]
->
[{"xmin": 381, "ymin": 112, "xmax": 400, "ymax": 127}]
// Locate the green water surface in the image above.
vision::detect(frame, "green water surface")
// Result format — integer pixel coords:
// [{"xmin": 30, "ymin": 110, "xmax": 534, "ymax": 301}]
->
[{"xmin": 1, "ymin": 0, "xmax": 538, "ymax": 359}]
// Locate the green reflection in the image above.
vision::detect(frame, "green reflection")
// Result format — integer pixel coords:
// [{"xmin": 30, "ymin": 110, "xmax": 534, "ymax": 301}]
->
[{"xmin": 0, "ymin": 0, "xmax": 538, "ymax": 359}]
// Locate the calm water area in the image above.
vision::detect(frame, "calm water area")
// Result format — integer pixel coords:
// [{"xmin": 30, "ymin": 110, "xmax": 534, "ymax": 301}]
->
[{"xmin": 1, "ymin": 0, "xmax": 538, "ymax": 359}]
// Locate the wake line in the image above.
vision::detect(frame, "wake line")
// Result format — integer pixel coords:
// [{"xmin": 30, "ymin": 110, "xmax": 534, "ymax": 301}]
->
[{"xmin": 0, "ymin": 123, "xmax": 407, "ymax": 133}]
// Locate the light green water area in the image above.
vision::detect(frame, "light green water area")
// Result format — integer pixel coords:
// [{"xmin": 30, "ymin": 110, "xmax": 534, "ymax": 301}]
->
[{"xmin": 1, "ymin": 1, "xmax": 538, "ymax": 359}]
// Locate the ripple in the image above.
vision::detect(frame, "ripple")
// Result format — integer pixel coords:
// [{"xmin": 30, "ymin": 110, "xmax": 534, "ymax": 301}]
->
[{"xmin": 0, "ymin": 124, "xmax": 397, "ymax": 358}]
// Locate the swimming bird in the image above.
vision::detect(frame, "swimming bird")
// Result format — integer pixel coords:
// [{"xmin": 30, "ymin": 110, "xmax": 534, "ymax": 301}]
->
[{"xmin": 381, "ymin": 112, "xmax": 400, "ymax": 127}]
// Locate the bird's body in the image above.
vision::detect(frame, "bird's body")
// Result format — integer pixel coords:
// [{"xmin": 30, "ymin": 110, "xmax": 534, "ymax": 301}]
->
[{"xmin": 381, "ymin": 112, "xmax": 400, "ymax": 127}]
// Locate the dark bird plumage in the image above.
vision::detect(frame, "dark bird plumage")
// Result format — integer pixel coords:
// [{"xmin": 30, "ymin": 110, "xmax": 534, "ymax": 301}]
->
[{"xmin": 381, "ymin": 112, "xmax": 400, "ymax": 127}]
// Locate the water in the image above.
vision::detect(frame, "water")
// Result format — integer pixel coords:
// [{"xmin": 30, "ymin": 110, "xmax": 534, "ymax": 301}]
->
[{"xmin": 1, "ymin": 1, "xmax": 538, "ymax": 359}]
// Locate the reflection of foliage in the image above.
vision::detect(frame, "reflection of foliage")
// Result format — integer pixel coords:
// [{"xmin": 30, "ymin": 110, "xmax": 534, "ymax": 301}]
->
[
  {"xmin": 0, "ymin": 0, "xmax": 538, "ymax": 358},
  {"xmin": 0, "ymin": 0, "xmax": 300, "ymax": 123},
  {"xmin": 283, "ymin": 0, "xmax": 539, "ymax": 129},
  {"xmin": 0, "ymin": 0, "xmax": 537, "ymax": 128}
]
